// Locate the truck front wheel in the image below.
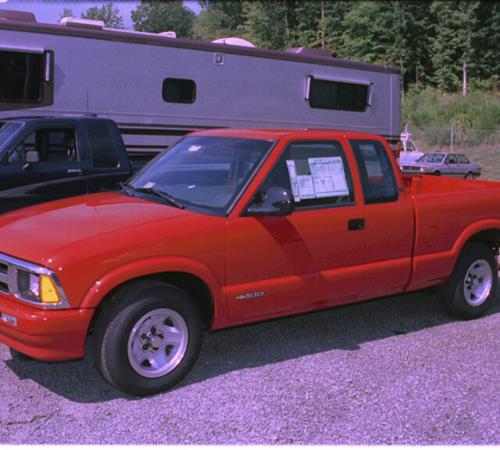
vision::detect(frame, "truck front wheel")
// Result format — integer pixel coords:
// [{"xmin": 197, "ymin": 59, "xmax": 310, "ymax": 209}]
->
[
  {"xmin": 93, "ymin": 280, "xmax": 202, "ymax": 396},
  {"xmin": 438, "ymin": 242, "xmax": 498, "ymax": 319}
]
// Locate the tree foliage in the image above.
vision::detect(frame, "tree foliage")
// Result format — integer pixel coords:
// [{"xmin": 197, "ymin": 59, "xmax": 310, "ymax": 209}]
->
[
  {"xmin": 59, "ymin": 8, "xmax": 73, "ymax": 20},
  {"xmin": 81, "ymin": 3, "xmax": 125, "ymax": 29},
  {"xmin": 193, "ymin": 0, "xmax": 245, "ymax": 40},
  {"xmin": 132, "ymin": 0, "xmax": 195, "ymax": 37}
]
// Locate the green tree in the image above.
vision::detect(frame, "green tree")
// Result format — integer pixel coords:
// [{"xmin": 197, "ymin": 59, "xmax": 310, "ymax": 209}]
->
[
  {"xmin": 393, "ymin": 1, "xmax": 435, "ymax": 88},
  {"xmin": 241, "ymin": 1, "xmax": 298, "ymax": 50},
  {"xmin": 59, "ymin": 8, "xmax": 74, "ymax": 19},
  {"xmin": 429, "ymin": 0, "xmax": 476, "ymax": 92},
  {"xmin": 132, "ymin": 0, "xmax": 195, "ymax": 38},
  {"xmin": 292, "ymin": 1, "xmax": 351, "ymax": 53},
  {"xmin": 469, "ymin": 0, "xmax": 500, "ymax": 87},
  {"xmin": 193, "ymin": 0, "xmax": 245, "ymax": 40},
  {"xmin": 82, "ymin": 2, "xmax": 125, "ymax": 29},
  {"xmin": 342, "ymin": 1, "xmax": 405, "ymax": 67}
]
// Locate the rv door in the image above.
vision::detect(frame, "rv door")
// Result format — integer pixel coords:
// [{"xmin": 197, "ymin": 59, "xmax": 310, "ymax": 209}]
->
[{"xmin": 0, "ymin": 46, "xmax": 54, "ymax": 110}]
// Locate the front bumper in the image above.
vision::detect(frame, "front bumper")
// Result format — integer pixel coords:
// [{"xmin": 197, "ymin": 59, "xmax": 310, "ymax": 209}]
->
[{"xmin": 0, "ymin": 293, "xmax": 93, "ymax": 360}]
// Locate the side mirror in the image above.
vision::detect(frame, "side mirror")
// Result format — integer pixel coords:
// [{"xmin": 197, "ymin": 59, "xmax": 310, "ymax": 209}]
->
[
  {"xmin": 25, "ymin": 150, "xmax": 40, "ymax": 163},
  {"xmin": 246, "ymin": 186, "xmax": 294, "ymax": 216}
]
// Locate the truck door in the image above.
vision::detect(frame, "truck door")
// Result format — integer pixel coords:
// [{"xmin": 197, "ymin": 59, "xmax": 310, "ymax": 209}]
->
[
  {"xmin": 349, "ymin": 139, "xmax": 414, "ymax": 299},
  {"xmin": 225, "ymin": 139, "xmax": 367, "ymax": 320},
  {"xmin": 0, "ymin": 124, "xmax": 88, "ymax": 192}
]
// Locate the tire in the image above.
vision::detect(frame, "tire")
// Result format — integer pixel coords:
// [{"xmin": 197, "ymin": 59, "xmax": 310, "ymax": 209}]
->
[
  {"xmin": 433, "ymin": 171, "xmax": 441, "ymax": 176},
  {"xmin": 464, "ymin": 172, "xmax": 472, "ymax": 179},
  {"xmin": 438, "ymin": 242, "xmax": 498, "ymax": 319},
  {"xmin": 93, "ymin": 280, "xmax": 203, "ymax": 396}
]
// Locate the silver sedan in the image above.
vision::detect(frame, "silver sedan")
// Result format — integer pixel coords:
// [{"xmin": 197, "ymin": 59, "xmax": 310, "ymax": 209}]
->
[{"xmin": 400, "ymin": 152, "xmax": 481, "ymax": 178}]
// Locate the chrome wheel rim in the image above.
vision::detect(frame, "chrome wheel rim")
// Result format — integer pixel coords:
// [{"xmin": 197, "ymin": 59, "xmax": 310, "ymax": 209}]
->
[
  {"xmin": 463, "ymin": 259, "xmax": 493, "ymax": 307},
  {"xmin": 127, "ymin": 308, "xmax": 188, "ymax": 378}
]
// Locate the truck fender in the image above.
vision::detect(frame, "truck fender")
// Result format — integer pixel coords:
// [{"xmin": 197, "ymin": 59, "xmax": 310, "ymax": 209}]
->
[
  {"xmin": 79, "ymin": 256, "xmax": 226, "ymax": 321},
  {"xmin": 451, "ymin": 218, "xmax": 500, "ymax": 264}
]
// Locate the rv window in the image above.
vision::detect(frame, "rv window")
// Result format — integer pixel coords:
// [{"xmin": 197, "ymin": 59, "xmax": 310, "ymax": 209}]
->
[
  {"xmin": 162, "ymin": 78, "xmax": 196, "ymax": 104},
  {"xmin": 0, "ymin": 50, "xmax": 44, "ymax": 103},
  {"xmin": 309, "ymin": 78, "xmax": 369, "ymax": 112},
  {"xmin": 86, "ymin": 121, "xmax": 119, "ymax": 168}
]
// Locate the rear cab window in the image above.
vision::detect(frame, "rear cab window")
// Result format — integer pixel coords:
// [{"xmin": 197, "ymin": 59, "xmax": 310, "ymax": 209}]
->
[
  {"xmin": 350, "ymin": 139, "xmax": 398, "ymax": 204},
  {"xmin": 86, "ymin": 121, "xmax": 119, "ymax": 168},
  {"xmin": 260, "ymin": 140, "xmax": 355, "ymax": 209}
]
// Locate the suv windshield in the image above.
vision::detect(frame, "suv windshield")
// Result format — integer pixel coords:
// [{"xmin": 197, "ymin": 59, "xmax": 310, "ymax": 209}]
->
[
  {"xmin": 417, "ymin": 153, "xmax": 445, "ymax": 163},
  {"xmin": 130, "ymin": 136, "xmax": 274, "ymax": 213},
  {"xmin": 0, "ymin": 122, "xmax": 23, "ymax": 151}
]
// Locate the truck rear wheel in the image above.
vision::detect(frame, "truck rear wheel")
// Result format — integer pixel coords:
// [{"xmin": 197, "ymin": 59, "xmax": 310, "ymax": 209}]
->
[
  {"xmin": 93, "ymin": 280, "xmax": 202, "ymax": 396},
  {"xmin": 438, "ymin": 242, "xmax": 498, "ymax": 319}
]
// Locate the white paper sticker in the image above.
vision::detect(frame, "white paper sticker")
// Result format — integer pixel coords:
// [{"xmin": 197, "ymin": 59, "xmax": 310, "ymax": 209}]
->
[
  {"xmin": 309, "ymin": 157, "xmax": 349, "ymax": 197},
  {"xmin": 286, "ymin": 160, "xmax": 300, "ymax": 202},
  {"xmin": 187, "ymin": 145, "xmax": 202, "ymax": 152},
  {"xmin": 297, "ymin": 175, "xmax": 315, "ymax": 199},
  {"xmin": 286, "ymin": 156, "xmax": 349, "ymax": 202}
]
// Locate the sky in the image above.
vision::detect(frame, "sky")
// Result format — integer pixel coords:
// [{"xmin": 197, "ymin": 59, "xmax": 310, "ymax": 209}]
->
[{"xmin": 0, "ymin": 0, "xmax": 202, "ymax": 29}]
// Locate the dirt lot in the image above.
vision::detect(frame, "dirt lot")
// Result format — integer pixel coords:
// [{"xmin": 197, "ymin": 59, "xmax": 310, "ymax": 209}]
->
[{"xmin": 0, "ymin": 288, "xmax": 499, "ymax": 445}]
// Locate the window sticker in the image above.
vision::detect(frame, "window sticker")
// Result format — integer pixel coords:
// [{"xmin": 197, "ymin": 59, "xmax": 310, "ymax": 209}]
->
[
  {"xmin": 309, "ymin": 157, "xmax": 349, "ymax": 197},
  {"xmin": 286, "ymin": 156, "xmax": 349, "ymax": 202},
  {"xmin": 286, "ymin": 160, "xmax": 301, "ymax": 201}
]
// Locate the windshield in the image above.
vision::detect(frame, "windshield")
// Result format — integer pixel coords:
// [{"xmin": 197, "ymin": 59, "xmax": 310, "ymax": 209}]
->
[
  {"xmin": 130, "ymin": 136, "xmax": 274, "ymax": 213},
  {"xmin": 417, "ymin": 153, "xmax": 445, "ymax": 163},
  {"xmin": 0, "ymin": 122, "xmax": 23, "ymax": 150}
]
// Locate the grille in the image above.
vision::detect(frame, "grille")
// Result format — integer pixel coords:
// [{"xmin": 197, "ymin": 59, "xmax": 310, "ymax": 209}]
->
[{"xmin": 0, "ymin": 257, "xmax": 11, "ymax": 294}]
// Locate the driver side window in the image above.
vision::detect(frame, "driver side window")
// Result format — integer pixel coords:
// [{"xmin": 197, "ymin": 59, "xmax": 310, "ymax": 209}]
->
[
  {"xmin": 259, "ymin": 140, "xmax": 354, "ymax": 209},
  {"xmin": 8, "ymin": 128, "xmax": 78, "ymax": 164},
  {"xmin": 8, "ymin": 132, "xmax": 35, "ymax": 164}
]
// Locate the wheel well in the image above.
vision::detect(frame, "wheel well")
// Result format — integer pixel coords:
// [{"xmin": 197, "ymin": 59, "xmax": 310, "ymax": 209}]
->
[
  {"xmin": 469, "ymin": 229, "xmax": 500, "ymax": 256},
  {"xmin": 89, "ymin": 272, "xmax": 214, "ymax": 334}
]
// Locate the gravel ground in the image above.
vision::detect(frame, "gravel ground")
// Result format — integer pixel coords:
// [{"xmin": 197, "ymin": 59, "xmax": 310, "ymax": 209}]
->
[{"xmin": 0, "ymin": 288, "xmax": 499, "ymax": 445}]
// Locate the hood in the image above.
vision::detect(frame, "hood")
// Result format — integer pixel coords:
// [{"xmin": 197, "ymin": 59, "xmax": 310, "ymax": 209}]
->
[{"xmin": 0, "ymin": 192, "xmax": 194, "ymax": 264}]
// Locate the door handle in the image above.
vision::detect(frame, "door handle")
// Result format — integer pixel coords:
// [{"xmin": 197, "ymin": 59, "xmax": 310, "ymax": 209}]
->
[
  {"xmin": 348, "ymin": 218, "xmax": 365, "ymax": 231},
  {"xmin": 67, "ymin": 168, "xmax": 83, "ymax": 175}
]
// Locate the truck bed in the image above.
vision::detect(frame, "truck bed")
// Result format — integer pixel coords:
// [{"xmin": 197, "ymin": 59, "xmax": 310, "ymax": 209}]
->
[{"xmin": 405, "ymin": 174, "xmax": 500, "ymax": 291}]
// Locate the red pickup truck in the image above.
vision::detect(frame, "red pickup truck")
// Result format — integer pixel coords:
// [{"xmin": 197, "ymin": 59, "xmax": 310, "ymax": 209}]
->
[{"xmin": 0, "ymin": 129, "xmax": 498, "ymax": 396}]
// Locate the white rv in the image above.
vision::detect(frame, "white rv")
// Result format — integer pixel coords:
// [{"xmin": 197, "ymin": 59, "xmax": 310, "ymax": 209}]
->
[{"xmin": 0, "ymin": 9, "xmax": 402, "ymax": 153}]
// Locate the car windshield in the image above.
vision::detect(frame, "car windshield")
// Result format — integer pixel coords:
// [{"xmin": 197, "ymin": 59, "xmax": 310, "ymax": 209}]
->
[
  {"xmin": 129, "ymin": 136, "xmax": 274, "ymax": 213},
  {"xmin": 417, "ymin": 153, "xmax": 445, "ymax": 163},
  {"xmin": 0, "ymin": 121, "xmax": 22, "ymax": 150}
]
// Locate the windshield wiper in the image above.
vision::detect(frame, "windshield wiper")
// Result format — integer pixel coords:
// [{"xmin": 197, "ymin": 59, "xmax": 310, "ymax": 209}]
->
[{"xmin": 124, "ymin": 183, "xmax": 185, "ymax": 209}]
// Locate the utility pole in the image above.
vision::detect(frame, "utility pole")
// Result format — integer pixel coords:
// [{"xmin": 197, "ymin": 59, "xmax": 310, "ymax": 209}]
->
[
  {"xmin": 463, "ymin": 59, "xmax": 467, "ymax": 97},
  {"xmin": 320, "ymin": 0, "xmax": 325, "ymax": 49}
]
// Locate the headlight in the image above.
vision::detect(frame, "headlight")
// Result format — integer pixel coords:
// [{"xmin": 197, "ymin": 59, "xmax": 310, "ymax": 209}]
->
[
  {"xmin": 17, "ymin": 270, "xmax": 63, "ymax": 305},
  {"xmin": 0, "ymin": 253, "xmax": 69, "ymax": 308},
  {"xmin": 420, "ymin": 166, "xmax": 430, "ymax": 172}
]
